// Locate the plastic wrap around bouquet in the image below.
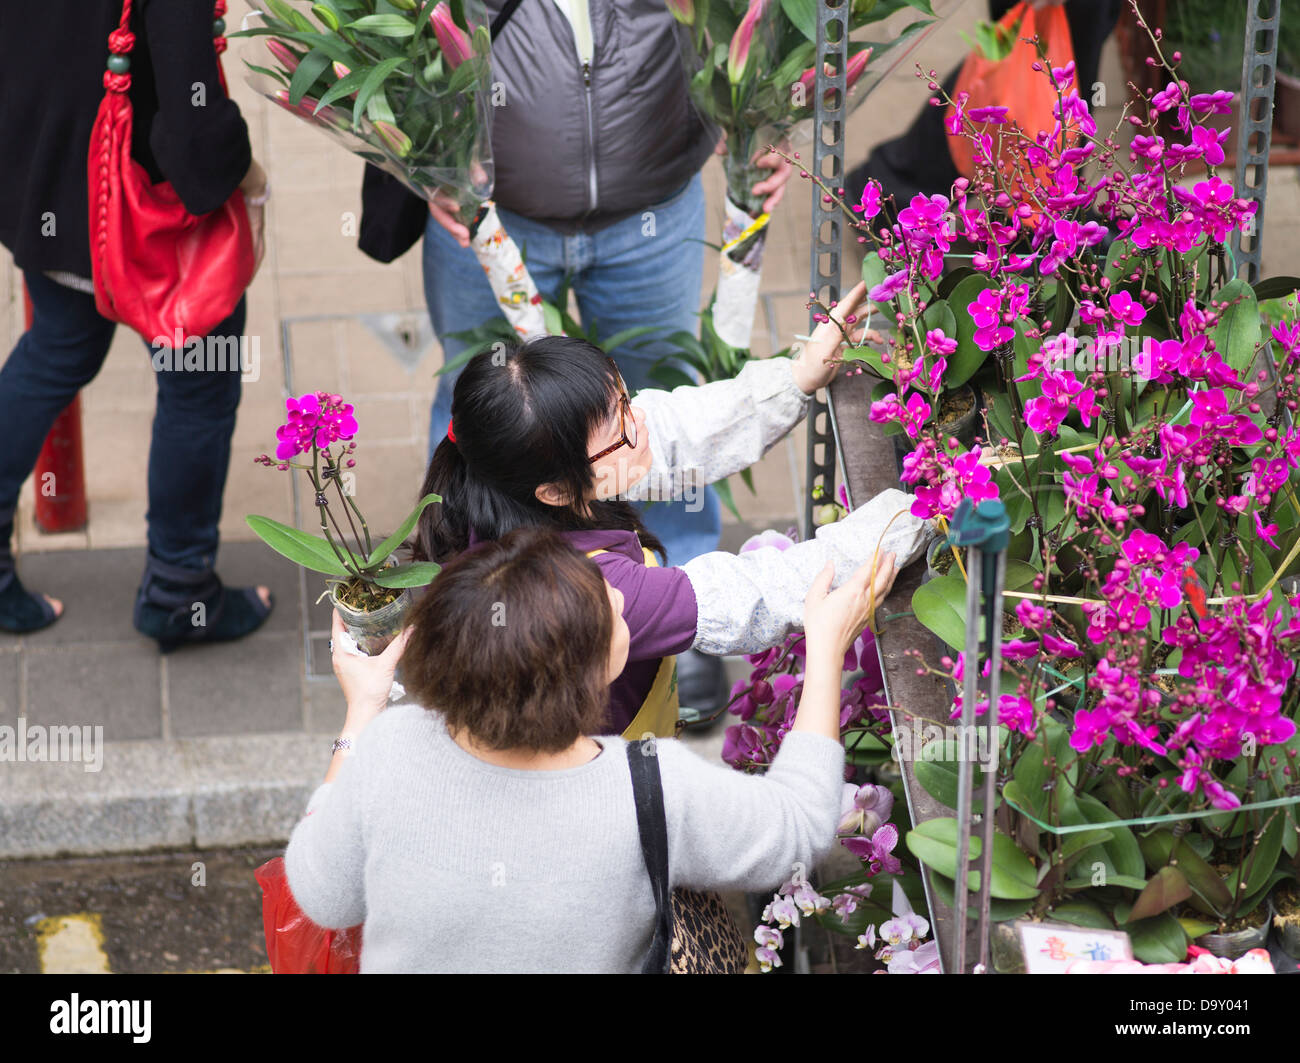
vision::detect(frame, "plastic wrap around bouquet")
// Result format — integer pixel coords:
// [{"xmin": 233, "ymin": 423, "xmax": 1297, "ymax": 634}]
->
[
  {"xmin": 670, "ymin": 0, "xmax": 944, "ymax": 350},
  {"xmin": 238, "ymin": 0, "xmax": 544, "ymax": 339}
]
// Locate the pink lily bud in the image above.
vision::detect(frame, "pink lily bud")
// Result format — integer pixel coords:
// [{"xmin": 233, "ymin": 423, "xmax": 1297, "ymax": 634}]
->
[
  {"xmin": 430, "ymin": 2, "xmax": 472, "ymax": 70},
  {"xmin": 272, "ymin": 90, "xmax": 350, "ymax": 132},
  {"xmin": 728, "ymin": 0, "xmax": 770, "ymax": 86},
  {"xmin": 665, "ymin": 0, "xmax": 694, "ymax": 25},
  {"xmin": 845, "ymin": 47, "xmax": 873, "ymax": 90},
  {"xmin": 374, "ymin": 120, "xmax": 413, "ymax": 158},
  {"xmin": 332, "ymin": 60, "xmax": 350, "ymax": 80},
  {"xmin": 266, "ymin": 39, "xmax": 300, "ymax": 74}
]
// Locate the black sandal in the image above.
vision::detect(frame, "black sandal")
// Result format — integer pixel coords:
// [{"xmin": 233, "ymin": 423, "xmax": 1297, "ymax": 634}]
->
[
  {"xmin": 0, "ymin": 569, "xmax": 60, "ymax": 634},
  {"xmin": 133, "ymin": 555, "xmax": 273, "ymax": 653}
]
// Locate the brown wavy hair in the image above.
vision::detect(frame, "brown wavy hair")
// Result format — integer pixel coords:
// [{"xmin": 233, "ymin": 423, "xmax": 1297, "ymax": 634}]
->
[{"xmin": 403, "ymin": 526, "xmax": 614, "ymax": 752}]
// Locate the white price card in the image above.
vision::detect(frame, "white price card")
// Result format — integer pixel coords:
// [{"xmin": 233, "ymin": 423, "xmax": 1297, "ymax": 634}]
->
[{"xmin": 1018, "ymin": 921, "xmax": 1133, "ymax": 974}]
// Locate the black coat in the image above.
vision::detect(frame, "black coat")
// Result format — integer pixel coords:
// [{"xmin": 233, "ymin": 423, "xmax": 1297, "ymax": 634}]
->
[{"xmin": 0, "ymin": 0, "xmax": 251, "ymax": 278}]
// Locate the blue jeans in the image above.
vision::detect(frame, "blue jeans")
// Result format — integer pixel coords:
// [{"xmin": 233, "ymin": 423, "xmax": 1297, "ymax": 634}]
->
[
  {"xmin": 0, "ymin": 271, "xmax": 246, "ymax": 573},
  {"xmin": 422, "ymin": 175, "xmax": 721, "ymax": 567}
]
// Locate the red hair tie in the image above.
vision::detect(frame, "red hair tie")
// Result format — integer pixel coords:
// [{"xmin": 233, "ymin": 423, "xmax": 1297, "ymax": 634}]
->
[{"xmin": 446, "ymin": 418, "xmax": 457, "ymax": 444}]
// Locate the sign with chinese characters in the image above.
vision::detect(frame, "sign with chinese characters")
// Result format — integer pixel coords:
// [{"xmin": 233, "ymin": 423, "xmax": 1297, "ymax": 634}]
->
[{"xmin": 1018, "ymin": 921, "xmax": 1133, "ymax": 974}]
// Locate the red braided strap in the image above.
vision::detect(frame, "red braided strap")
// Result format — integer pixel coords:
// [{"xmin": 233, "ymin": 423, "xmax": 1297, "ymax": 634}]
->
[{"xmin": 214, "ymin": 0, "xmax": 229, "ymax": 54}]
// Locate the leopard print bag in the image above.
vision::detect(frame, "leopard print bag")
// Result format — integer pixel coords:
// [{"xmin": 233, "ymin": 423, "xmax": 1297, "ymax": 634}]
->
[{"xmin": 627, "ymin": 741, "xmax": 749, "ymax": 974}]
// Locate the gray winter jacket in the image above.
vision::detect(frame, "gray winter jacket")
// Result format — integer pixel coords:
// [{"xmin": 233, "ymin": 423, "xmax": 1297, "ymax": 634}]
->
[{"xmin": 481, "ymin": 0, "xmax": 715, "ymax": 230}]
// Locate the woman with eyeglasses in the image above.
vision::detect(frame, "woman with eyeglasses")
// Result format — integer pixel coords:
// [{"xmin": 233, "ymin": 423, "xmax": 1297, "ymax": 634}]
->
[{"xmin": 412, "ymin": 281, "xmax": 934, "ymax": 738}]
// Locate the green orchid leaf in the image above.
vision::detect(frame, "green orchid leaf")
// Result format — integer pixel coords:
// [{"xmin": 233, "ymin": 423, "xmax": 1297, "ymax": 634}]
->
[
  {"xmin": 911, "ymin": 571, "xmax": 967, "ymax": 650},
  {"xmin": 1049, "ymin": 899, "xmax": 1114, "ymax": 930},
  {"xmin": 365, "ymin": 493, "xmax": 442, "ymax": 568},
  {"xmin": 369, "ymin": 561, "xmax": 441, "ymax": 588},
  {"xmin": 1071, "ymin": 796, "xmax": 1146, "ymax": 880},
  {"xmin": 944, "ymin": 274, "xmax": 996, "ymax": 388},
  {"xmin": 246, "ymin": 515, "xmax": 353, "ymax": 576},
  {"xmin": 928, "ymin": 872, "xmax": 1037, "ymax": 921},
  {"xmin": 906, "ymin": 817, "xmax": 1040, "ymax": 899},
  {"xmin": 1125, "ymin": 911, "xmax": 1190, "ymax": 964},
  {"xmin": 1127, "ymin": 865, "xmax": 1192, "ymax": 922},
  {"xmin": 1210, "ymin": 277, "xmax": 1262, "ymax": 378}
]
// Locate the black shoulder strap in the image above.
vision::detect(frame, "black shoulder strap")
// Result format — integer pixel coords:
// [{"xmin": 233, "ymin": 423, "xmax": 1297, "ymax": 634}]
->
[
  {"xmin": 490, "ymin": 0, "xmax": 526, "ymax": 39},
  {"xmin": 626, "ymin": 740, "xmax": 672, "ymax": 974}
]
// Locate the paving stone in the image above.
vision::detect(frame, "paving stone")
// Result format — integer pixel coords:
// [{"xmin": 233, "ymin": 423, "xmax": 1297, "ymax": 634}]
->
[
  {"xmin": 166, "ymin": 631, "xmax": 302, "ymax": 739},
  {"xmin": 19, "ymin": 546, "xmax": 147, "ymax": 647},
  {"xmin": 0, "ymin": 649, "xmax": 20, "ymax": 725},
  {"xmin": 25, "ymin": 642, "xmax": 162, "ymax": 741}
]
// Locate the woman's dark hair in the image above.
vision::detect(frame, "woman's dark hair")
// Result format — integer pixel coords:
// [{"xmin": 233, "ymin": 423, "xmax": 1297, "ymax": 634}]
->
[
  {"xmin": 403, "ymin": 526, "xmax": 614, "ymax": 751},
  {"xmin": 413, "ymin": 335, "xmax": 664, "ymax": 564}
]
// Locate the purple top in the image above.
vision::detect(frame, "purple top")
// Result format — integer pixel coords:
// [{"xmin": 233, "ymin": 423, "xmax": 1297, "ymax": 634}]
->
[
  {"xmin": 562, "ymin": 529, "xmax": 699, "ymax": 730},
  {"xmin": 464, "ymin": 526, "xmax": 698, "ymax": 733}
]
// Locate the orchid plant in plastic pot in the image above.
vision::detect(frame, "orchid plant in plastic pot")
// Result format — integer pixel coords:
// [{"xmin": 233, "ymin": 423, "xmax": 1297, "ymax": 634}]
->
[
  {"xmin": 801, "ymin": 3, "xmax": 1300, "ymax": 962},
  {"xmin": 248, "ymin": 391, "xmax": 441, "ymax": 654},
  {"xmin": 235, "ymin": 0, "xmax": 545, "ymax": 339}
]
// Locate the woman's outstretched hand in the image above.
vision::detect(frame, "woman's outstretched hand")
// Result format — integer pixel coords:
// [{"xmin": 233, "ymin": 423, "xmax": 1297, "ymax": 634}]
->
[
  {"xmin": 791, "ymin": 281, "xmax": 883, "ymax": 395},
  {"xmin": 802, "ymin": 552, "xmax": 899, "ymax": 658}
]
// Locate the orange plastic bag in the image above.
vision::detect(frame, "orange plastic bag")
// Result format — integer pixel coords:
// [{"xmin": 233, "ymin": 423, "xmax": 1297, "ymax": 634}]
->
[
  {"xmin": 255, "ymin": 856, "xmax": 362, "ymax": 974},
  {"xmin": 946, "ymin": 1, "xmax": 1075, "ymax": 194}
]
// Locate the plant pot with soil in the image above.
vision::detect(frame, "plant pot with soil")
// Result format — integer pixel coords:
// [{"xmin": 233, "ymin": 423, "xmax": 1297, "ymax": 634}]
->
[
  {"xmin": 247, "ymin": 391, "xmax": 442, "ymax": 656},
  {"xmin": 1272, "ymin": 881, "xmax": 1300, "ymax": 960}
]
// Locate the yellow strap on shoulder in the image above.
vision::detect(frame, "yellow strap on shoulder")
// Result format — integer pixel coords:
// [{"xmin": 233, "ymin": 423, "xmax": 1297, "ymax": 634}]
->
[{"xmin": 586, "ymin": 546, "xmax": 680, "ymax": 739}]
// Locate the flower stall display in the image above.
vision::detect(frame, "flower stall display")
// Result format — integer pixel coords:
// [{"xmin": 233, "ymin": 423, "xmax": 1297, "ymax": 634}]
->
[
  {"xmin": 249, "ymin": 392, "xmax": 441, "ymax": 654},
  {"xmin": 795, "ymin": 1, "xmax": 1300, "ymax": 966},
  {"xmin": 668, "ymin": 0, "xmax": 938, "ymax": 351},
  {"xmin": 237, "ymin": 0, "xmax": 544, "ymax": 338}
]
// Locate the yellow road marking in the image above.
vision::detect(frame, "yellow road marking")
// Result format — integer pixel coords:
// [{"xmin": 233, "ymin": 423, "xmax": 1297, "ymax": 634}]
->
[{"xmin": 35, "ymin": 914, "xmax": 111, "ymax": 974}]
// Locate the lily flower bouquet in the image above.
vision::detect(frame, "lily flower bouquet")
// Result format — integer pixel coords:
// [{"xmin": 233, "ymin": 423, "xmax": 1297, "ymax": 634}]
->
[
  {"xmin": 237, "ymin": 0, "xmax": 544, "ymax": 338},
  {"xmin": 667, "ymin": 0, "xmax": 938, "ymax": 351}
]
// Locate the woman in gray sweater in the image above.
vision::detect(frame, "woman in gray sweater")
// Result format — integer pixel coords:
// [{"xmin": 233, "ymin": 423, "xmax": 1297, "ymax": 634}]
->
[{"xmin": 285, "ymin": 527, "xmax": 896, "ymax": 973}]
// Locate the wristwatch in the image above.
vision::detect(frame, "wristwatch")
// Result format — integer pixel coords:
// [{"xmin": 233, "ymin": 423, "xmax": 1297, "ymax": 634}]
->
[{"xmin": 331, "ymin": 736, "xmax": 353, "ymax": 756}]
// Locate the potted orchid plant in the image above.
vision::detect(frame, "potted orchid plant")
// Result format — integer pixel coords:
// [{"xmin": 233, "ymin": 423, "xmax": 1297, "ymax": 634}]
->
[
  {"xmin": 792, "ymin": 0, "xmax": 1300, "ymax": 965},
  {"xmin": 248, "ymin": 391, "xmax": 441, "ymax": 654}
]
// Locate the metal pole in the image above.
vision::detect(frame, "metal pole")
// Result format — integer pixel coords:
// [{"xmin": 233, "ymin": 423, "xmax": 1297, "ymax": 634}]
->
[
  {"xmin": 1231, "ymin": 0, "xmax": 1279, "ymax": 283},
  {"xmin": 805, "ymin": 0, "xmax": 848, "ymax": 540}
]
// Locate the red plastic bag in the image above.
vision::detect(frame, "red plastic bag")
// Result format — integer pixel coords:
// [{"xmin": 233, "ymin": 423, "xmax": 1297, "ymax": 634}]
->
[
  {"xmin": 946, "ymin": 1, "xmax": 1075, "ymax": 194},
  {"xmin": 255, "ymin": 856, "xmax": 363, "ymax": 974}
]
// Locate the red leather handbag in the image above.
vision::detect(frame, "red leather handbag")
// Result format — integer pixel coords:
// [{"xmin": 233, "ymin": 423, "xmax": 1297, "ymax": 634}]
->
[{"xmin": 88, "ymin": 0, "xmax": 254, "ymax": 345}]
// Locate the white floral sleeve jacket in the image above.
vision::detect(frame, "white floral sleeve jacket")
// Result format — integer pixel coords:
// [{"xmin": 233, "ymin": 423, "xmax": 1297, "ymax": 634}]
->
[{"xmin": 620, "ymin": 356, "xmax": 935, "ymax": 657}]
